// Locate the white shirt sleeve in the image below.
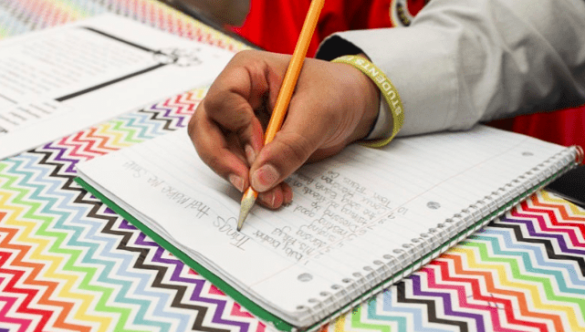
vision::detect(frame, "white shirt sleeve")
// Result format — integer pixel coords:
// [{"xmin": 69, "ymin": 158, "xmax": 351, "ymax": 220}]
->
[{"xmin": 317, "ymin": 0, "xmax": 585, "ymax": 137}]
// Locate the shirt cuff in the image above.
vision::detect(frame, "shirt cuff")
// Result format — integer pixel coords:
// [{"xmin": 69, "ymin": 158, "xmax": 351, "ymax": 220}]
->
[
  {"xmin": 366, "ymin": 98, "xmax": 393, "ymax": 140},
  {"xmin": 316, "ymin": 27, "xmax": 461, "ymax": 137}
]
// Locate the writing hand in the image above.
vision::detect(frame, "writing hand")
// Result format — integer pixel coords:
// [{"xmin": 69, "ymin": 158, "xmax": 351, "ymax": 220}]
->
[{"xmin": 188, "ymin": 50, "xmax": 379, "ymax": 209}]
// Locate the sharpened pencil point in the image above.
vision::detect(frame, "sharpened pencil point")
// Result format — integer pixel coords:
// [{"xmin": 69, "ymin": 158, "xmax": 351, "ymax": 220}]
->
[{"xmin": 237, "ymin": 188, "xmax": 257, "ymax": 231}]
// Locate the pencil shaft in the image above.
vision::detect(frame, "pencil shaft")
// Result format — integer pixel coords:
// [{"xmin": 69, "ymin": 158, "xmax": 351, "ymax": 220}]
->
[
  {"xmin": 238, "ymin": 0, "xmax": 325, "ymax": 230},
  {"xmin": 263, "ymin": 0, "xmax": 326, "ymax": 143}
]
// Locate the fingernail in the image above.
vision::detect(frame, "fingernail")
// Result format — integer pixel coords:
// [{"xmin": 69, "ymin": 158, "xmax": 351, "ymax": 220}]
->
[
  {"xmin": 260, "ymin": 192, "xmax": 275, "ymax": 208},
  {"xmin": 251, "ymin": 164, "xmax": 280, "ymax": 192},
  {"xmin": 283, "ymin": 189, "xmax": 293, "ymax": 205},
  {"xmin": 245, "ymin": 144, "xmax": 256, "ymax": 165},
  {"xmin": 228, "ymin": 174, "xmax": 244, "ymax": 192}
]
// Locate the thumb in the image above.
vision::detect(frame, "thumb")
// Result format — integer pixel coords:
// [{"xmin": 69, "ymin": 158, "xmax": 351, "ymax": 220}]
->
[
  {"xmin": 247, "ymin": 86, "xmax": 348, "ymax": 193},
  {"xmin": 249, "ymin": 130, "xmax": 319, "ymax": 193}
]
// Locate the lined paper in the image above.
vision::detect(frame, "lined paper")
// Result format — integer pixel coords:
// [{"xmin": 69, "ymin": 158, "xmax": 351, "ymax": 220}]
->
[{"xmin": 77, "ymin": 125, "xmax": 570, "ymax": 325}]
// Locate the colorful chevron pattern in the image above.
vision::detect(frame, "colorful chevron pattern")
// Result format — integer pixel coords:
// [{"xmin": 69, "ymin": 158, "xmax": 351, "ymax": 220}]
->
[
  {"xmin": 1, "ymin": 1, "xmax": 585, "ymax": 331},
  {"xmin": 0, "ymin": 89, "xmax": 269, "ymax": 332},
  {"xmin": 0, "ymin": 0, "xmax": 247, "ymax": 51},
  {"xmin": 2, "ymin": 97, "xmax": 584, "ymax": 332},
  {"xmin": 327, "ymin": 192, "xmax": 585, "ymax": 332}
]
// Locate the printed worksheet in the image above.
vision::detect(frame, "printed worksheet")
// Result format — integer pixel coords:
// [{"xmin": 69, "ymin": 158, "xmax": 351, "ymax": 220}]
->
[{"xmin": 0, "ymin": 14, "xmax": 233, "ymax": 159}]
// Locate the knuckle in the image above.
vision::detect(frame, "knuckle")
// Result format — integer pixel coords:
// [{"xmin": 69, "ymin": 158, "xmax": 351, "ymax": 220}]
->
[
  {"xmin": 276, "ymin": 132, "xmax": 314, "ymax": 165},
  {"xmin": 203, "ymin": 153, "xmax": 225, "ymax": 177},
  {"xmin": 231, "ymin": 50, "xmax": 262, "ymax": 67},
  {"xmin": 202, "ymin": 93, "xmax": 222, "ymax": 115},
  {"xmin": 187, "ymin": 109, "xmax": 200, "ymax": 139}
]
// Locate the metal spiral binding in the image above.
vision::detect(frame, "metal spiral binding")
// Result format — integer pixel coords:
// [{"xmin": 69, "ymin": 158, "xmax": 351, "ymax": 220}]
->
[{"xmin": 296, "ymin": 147, "xmax": 580, "ymax": 328}]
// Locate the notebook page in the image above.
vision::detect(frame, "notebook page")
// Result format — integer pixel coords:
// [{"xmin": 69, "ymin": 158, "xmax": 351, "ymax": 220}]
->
[
  {"xmin": 0, "ymin": 14, "xmax": 232, "ymax": 159},
  {"xmin": 76, "ymin": 126, "xmax": 569, "ymax": 325}
]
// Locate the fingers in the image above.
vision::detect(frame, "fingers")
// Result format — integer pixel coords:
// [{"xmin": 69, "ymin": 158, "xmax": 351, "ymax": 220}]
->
[
  {"xmin": 189, "ymin": 51, "xmax": 269, "ymax": 183},
  {"xmin": 204, "ymin": 67, "xmax": 264, "ymax": 136},
  {"xmin": 246, "ymin": 59, "xmax": 378, "ymax": 202},
  {"xmin": 190, "ymin": 51, "xmax": 378, "ymax": 211},
  {"xmin": 189, "ymin": 50, "xmax": 294, "ymax": 209},
  {"xmin": 203, "ymin": 60, "xmax": 269, "ymax": 153},
  {"xmin": 190, "ymin": 104, "xmax": 292, "ymax": 209},
  {"xmin": 189, "ymin": 103, "xmax": 250, "ymax": 190},
  {"xmin": 257, "ymin": 182, "xmax": 293, "ymax": 209},
  {"xmin": 249, "ymin": 97, "xmax": 336, "ymax": 195}
]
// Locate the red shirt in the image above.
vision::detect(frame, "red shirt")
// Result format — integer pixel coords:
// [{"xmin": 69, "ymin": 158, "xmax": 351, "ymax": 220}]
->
[
  {"xmin": 232, "ymin": 0, "xmax": 427, "ymax": 56},
  {"xmin": 232, "ymin": 0, "xmax": 585, "ymax": 148}
]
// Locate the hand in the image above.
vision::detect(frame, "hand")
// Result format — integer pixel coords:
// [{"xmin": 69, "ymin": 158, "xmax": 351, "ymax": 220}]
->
[{"xmin": 188, "ymin": 50, "xmax": 379, "ymax": 209}]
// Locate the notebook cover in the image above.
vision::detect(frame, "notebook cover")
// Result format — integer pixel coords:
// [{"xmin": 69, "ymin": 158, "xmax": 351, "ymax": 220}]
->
[{"xmin": 546, "ymin": 165, "xmax": 585, "ymax": 209}]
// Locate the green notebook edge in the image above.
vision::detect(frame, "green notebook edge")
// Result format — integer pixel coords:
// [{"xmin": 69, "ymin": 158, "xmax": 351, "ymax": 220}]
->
[
  {"xmin": 74, "ymin": 177, "xmax": 294, "ymax": 332},
  {"xmin": 74, "ymin": 158, "xmax": 575, "ymax": 332}
]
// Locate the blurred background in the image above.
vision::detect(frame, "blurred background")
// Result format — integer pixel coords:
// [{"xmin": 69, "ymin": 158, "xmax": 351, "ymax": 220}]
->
[{"xmin": 162, "ymin": 0, "xmax": 250, "ymax": 28}]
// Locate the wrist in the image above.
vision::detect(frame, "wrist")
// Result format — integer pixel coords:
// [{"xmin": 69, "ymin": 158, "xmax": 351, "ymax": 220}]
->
[
  {"xmin": 331, "ymin": 55, "xmax": 404, "ymax": 147},
  {"xmin": 345, "ymin": 63, "xmax": 380, "ymax": 144}
]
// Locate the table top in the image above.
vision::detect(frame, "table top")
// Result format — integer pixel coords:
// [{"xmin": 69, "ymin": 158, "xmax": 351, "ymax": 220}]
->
[{"xmin": 1, "ymin": 1, "xmax": 584, "ymax": 331}]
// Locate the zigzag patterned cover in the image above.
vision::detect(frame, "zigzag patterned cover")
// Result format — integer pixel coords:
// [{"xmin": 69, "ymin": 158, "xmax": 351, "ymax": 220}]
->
[{"xmin": 1, "ymin": 1, "xmax": 584, "ymax": 331}]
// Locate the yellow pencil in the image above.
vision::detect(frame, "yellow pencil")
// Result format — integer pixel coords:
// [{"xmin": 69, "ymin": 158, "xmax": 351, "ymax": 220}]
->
[{"xmin": 237, "ymin": 0, "xmax": 326, "ymax": 231}]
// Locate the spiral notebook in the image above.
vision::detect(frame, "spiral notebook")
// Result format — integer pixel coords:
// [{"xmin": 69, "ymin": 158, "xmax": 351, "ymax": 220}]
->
[{"xmin": 75, "ymin": 125, "xmax": 580, "ymax": 331}]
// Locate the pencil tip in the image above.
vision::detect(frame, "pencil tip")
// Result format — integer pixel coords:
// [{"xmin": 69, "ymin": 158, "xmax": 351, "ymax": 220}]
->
[{"xmin": 237, "ymin": 195, "xmax": 256, "ymax": 231}]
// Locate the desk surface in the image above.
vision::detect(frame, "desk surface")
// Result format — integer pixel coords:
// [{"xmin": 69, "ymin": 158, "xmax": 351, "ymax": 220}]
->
[{"xmin": 1, "ymin": 1, "xmax": 584, "ymax": 331}]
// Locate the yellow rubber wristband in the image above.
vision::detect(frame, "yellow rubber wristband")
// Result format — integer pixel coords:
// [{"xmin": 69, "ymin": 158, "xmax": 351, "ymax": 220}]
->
[{"xmin": 332, "ymin": 55, "xmax": 404, "ymax": 147}]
